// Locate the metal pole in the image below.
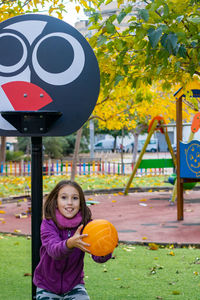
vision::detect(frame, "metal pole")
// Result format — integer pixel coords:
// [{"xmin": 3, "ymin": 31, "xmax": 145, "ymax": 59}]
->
[
  {"xmin": 31, "ymin": 136, "xmax": 43, "ymax": 299},
  {"xmin": 176, "ymin": 96, "xmax": 183, "ymax": 220}
]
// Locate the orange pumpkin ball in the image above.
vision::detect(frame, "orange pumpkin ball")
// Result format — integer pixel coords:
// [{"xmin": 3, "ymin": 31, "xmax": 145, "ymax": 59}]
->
[{"xmin": 82, "ymin": 219, "xmax": 118, "ymax": 256}]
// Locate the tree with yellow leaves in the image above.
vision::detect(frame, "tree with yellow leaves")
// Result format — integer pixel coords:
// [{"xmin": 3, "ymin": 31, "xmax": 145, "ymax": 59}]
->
[{"xmin": 83, "ymin": 0, "xmax": 199, "ymax": 160}]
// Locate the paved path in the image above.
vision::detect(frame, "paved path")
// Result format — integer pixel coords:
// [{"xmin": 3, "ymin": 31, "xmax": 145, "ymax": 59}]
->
[{"xmin": 1, "ymin": 190, "xmax": 200, "ymax": 245}]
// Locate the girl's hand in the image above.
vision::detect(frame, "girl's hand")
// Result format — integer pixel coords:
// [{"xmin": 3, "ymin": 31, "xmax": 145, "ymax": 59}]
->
[{"xmin": 66, "ymin": 224, "xmax": 91, "ymax": 253}]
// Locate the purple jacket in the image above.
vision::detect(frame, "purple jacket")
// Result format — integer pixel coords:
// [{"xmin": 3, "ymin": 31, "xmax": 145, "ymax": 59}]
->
[{"xmin": 33, "ymin": 219, "xmax": 112, "ymax": 294}]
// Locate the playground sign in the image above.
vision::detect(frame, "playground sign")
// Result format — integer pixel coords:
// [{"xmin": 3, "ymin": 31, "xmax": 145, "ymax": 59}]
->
[
  {"xmin": 180, "ymin": 140, "xmax": 200, "ymax": 178},
  {"xmin": 0, "ymin": 14, "xmax": 100, "ymax": 136}
]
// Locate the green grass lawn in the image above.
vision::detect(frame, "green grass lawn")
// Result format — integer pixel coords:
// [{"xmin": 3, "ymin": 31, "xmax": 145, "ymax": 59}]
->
[
  {"xmin": 0, "ymin": 174, "xmax": 173, "ymax": 198},
  {"xmin": 1, "ymin": 234, "xmax": 200, "ymax": 300}
]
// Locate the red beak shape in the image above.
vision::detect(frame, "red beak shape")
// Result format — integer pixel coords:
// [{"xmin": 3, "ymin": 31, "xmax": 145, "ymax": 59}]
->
[{"xmin": 2, "ymin": 81, "xmax": 53, "ymax": 111}]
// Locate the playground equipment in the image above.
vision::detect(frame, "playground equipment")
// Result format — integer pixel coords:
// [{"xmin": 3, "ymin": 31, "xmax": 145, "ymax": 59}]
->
[
  {"xmin": 168, "ymin": 173, "xmax": 196, "ymax": 190},
  {"xmin": 174, "ymin": 79, "xmax": 200, "ymax": 220},
  {"xmin": 124, "ymin": 116, "xmax": 176, "ymax": 195},
  {"xmin": 170, "ymin": 113, "xmax": 200, "ymax": 203}
]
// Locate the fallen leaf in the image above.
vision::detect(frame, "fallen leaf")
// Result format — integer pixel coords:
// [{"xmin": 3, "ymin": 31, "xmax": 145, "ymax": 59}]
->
[
  {"xmin": 184, "ymin": 208, "xmax": 193, "ymax": 212},
  {"xmin": 139, "ymin": 203, "xmax": 147, "ymax": 207},
  {"xmin": 168, "ymin": 251, "xmax": 175, "ymax": 256},
  {"xmin": 14, "ymin": 229, "xmax": 21, "ymax": 233},
  {"xmin": 149, "ymin": 243, "xmax": 159, "ymax": 250},
  {"xmin": 193, "ymin": 271, "xmax": 199, "ymax": 276},
  {"xmin": 126, "ymin": 246, "xmax": 136, "ymax": 250},
  {"xmin": 123, "ymin": 248, "xmax": 132, "ymax": 252},
  {"xmin": 24, "ymin": 273, "xmax": 32, "ymax": 276},
  {"xmin": 0, "ymin": 210, "xmax": 6, "ymax": 214},
  {"xmin": 118, "ymin": 192, "xmax": 124, "ymax": 195},
  {"xmin": 172, "ymin": 290, "xmax": 180, "ymax": 295},
  {"xmin": 140, "ymin": 198, "xmax": 147, "ymax": 202},
  {"xmin": 142, "ymin": 237, "xmax": 147, "ymax": 240}
]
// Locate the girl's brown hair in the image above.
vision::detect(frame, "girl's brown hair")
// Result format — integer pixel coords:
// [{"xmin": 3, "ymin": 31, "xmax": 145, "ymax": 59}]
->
[{"xmin": 43, "ymin": 180, "xmax": 92, "ymax": 227}]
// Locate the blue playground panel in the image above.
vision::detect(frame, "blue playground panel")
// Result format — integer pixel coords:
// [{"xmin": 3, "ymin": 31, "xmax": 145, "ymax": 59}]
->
[{"xmin": 180, "ymin": 140, "xmax": 200, "ymax": 178}]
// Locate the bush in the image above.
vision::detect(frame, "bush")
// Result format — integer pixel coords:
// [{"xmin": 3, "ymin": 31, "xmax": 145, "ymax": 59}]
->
[{"xmin": 6, "ymin": 150, "xmax": 24, "ymax": 161}]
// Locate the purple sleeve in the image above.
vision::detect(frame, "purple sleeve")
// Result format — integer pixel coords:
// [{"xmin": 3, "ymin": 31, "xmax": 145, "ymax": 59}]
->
[
  {"xmin": 92, "ymin": 253, "xmax": 112, "ymax": 263},
  {"xmin": 41, "ymin": 219, "xmax": 72, "ymax": 260}
]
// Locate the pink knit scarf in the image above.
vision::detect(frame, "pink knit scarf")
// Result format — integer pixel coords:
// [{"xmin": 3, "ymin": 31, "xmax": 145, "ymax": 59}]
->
[{"xmin": 56, "ymin": 209, "xmax": 82, "ymax": 228}]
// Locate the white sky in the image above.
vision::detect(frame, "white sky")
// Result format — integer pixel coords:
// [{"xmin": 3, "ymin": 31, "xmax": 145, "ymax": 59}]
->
[
  {"xmin": 62, "ymin": 1, "xmax": 87, "ymax": 26},
  {"xmin": 39, "ymin": 1, "xmax": 87, "ymax": 26}
]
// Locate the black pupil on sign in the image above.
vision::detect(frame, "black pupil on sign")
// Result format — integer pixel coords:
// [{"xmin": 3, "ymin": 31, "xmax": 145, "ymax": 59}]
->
[
  {"xmin": 37, "ymin": 36, "xmax": 74, "ymax": 73},
  {"xmin": 0, "ymin": 35, "xmax": 23, "ymax": 66}
]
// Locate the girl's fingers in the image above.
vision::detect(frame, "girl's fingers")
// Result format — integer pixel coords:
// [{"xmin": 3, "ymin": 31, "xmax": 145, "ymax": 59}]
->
[
  {"xmin": 80, "ymin": 233, "xmax": 88, "ymax": 238},
  {"xmin": 82, "ymin": 241, "xmax": 90, "ymax": 247},
  {"xmin": 82, "ymin": 246, "xmax": 91, "ymax": 254},
  {"xmin": 76, "ymin": 224, "xmax": 83, "ymax": 234}
]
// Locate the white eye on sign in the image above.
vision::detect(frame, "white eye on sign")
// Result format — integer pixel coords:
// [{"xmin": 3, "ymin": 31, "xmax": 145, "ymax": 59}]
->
[
  {"xmin": 32, "ymin": 32, "xmax": 85, "ymax": 86},
  {"xmin": 0, "ymin": 32, "xmax": 27, "ymax": 73}
]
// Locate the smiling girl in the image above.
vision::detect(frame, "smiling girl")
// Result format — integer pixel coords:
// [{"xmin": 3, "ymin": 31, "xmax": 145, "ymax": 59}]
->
[{"xmin": 33, "ymin": 180, "xmax": 112, "ymax": 300}]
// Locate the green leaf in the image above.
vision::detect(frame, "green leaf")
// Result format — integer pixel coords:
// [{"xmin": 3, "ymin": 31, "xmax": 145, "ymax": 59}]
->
[
  {"xmin": 117, "ymin": 11, "xmax": 127, "ymax": 24},
  {"xmin": 156, "ymin": 65, "xmax": 163, "ymax": 75},
  {"xmin": 123, "ymin": 64, "xmax": 128, "ymax": 75},
  {"xmin": 105, "ymin": 0, "xmax": 113, "ymax": 4},
  {"xmin": 114, "ymin": 75, "xmax": 124, "ymax": 86},
  {"xmin": 114, "ymin": 39, "xmax": 124, "ymax": 51},
  {"xmin": 90, "ymin": 12, "xmax": 101, "ymax": 24},
  {"xmin": 177, "ymin": 15, "xmax": 184, "ymax": 23},
  {"xmin": 131, "ymin": 78, "xmax": 138, "ymax": 89},
  {"xmin": 89, "ymin": 36, "xmax": 97, "ymax": 48},
  {"xmin": 139, "ymin": 9, "xmax": 149, "ymax": 22},
  {"xmin": 97, "ymin": 35, "xmax": 107, "ymax": 47},
  {"xmin": 106, "ymin": 21, "xmax": 116, "ymax": 34},
  {"xmin": 148, "ymin": 27, "xmax": 163, "ymax": 48},
  {"xmin": 109, "ymin": 14, "xmax": 117, "ymax": 23},
  {"xmin": 187, "ymin": 15, "xmax": 200, "ymax": 24},
  {"xmin": 161, "ymin": 33, "xmax": 178, "ymax": 54},
  {"xmin": 163, "ymin": 4, "xmax": 169, "ymax": 16},
  {"xmin": 124, "ymin": 5, "xmax": 132, "ymax": 15},
  {"xmin": 117, "ymin": 6, "xmax": 132, "ymax": 24}
]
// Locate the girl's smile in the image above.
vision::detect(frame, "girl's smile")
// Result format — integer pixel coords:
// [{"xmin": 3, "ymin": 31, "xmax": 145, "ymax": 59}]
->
[{"xmin": 57, "ymin": 185, "xmax": 80, "ymax": 219}]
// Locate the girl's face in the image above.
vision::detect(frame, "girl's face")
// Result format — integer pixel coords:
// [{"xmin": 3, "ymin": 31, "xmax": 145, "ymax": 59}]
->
[{"xmin": 57, "ymin": 185, "xmax": 80, "ymax": 219}]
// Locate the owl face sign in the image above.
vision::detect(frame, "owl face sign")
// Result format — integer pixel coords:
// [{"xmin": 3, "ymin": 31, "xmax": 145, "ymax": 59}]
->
[{"xmin": 0, "ymin": 14, "xmax": 100, "ymax": 136}]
